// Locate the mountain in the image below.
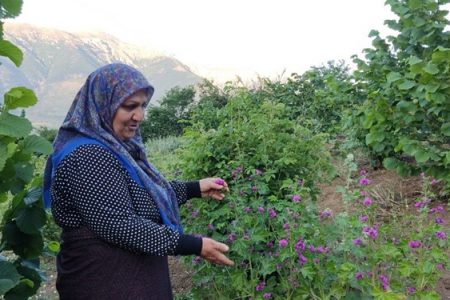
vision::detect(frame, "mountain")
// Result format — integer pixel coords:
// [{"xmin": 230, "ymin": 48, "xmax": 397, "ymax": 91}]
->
[{"xmin": 0, "ymin": 23, "xmax": 203, "ymax": 127}]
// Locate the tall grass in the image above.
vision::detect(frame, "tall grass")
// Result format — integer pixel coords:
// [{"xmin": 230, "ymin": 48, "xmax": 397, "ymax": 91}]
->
[{"xmin": 145, "ymin": 136, "xmax": 185, "ymax": 179}]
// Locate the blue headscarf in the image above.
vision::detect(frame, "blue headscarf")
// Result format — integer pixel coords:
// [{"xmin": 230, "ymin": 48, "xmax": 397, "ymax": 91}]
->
[{"xmin": 43, "ymin": 63, "xmax": 183, "ymax": 232}]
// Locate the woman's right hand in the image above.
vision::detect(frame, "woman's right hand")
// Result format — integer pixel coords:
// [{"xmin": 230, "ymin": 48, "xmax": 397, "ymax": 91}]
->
[{"xmin": 201, "ymin": 238, "xmax": 234, "ymax": 266}]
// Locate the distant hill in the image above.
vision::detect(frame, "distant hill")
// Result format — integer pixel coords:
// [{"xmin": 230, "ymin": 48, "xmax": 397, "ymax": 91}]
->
[{"xmin": 0, "ymin": 23, "xmax": 203, "ymax": 127}]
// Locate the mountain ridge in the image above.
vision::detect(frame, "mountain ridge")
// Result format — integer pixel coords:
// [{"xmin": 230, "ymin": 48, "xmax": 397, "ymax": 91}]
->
[{"xmin": 0, "ymin": 23, "xmax": 203, "ymax": 127}]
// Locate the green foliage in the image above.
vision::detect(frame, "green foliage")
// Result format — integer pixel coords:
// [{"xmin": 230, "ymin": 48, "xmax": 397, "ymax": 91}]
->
[
  {"xmin": 145, "ymin": 135, "xmax": 185, "ymax": 179},
  {"xmin": 0, "ymin": 1, "xmax": 53, "ymax": 298},
  {"xmin": 140, "ymin": 86, "xmax": 195, "ymax": 140},
  {"xmin": 352, "ymin": 0, "xmax": 450, "ymax": 180},
  {"xmin": 36, "ymin": 126, "xmax": 57, "ymax": 143}
]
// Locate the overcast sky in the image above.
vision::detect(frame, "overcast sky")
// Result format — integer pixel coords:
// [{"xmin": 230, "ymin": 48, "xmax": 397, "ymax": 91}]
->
[{"xmin": 11, "ymin": 0, "xmax": 399, "ymax": 82}]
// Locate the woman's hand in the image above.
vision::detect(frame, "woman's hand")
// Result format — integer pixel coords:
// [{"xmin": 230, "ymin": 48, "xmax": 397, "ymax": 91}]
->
[
  {"xmin": 201, "ymin": 237, "xmax": 234, "ymax": 266},
  {"xmin": 199, "ymin": 178, "xmax": 229, "ymax": 200}
]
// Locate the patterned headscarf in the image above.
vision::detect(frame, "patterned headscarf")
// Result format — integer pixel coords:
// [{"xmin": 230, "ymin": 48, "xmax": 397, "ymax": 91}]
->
[{"xmin": 43, "ymin": 63, "xmax": 182, "ymax": 231}]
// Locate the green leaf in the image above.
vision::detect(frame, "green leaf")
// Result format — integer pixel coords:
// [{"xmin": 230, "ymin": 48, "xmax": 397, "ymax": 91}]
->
[
  {"xmin": 0, "ymin": 141, "xmax": 6, "ymax": 172},
  {"xmin": 20, "ymin": 135, "xmax": 52, "ymax": 155},
  {"xmin": 23, "ymin": 188, "xmax": 42, "ymax": 206},
  {"xmin": 431, "ymin": 47, "xmax": 450, "ymax": 62},
  {"xmin": 396, "ymin": 101, "xmax": 416, "ymax": 113},
  {"xmin": 0, "ymin": 0, "xmax": 23, "ymax": 18},
  {"xmin": 16, "ymin": 207, "xmax": 46, "ymax": 234},
  {"xmin": 386, "ymin": 72, "xmax": 402, "ymax": 84},
  {"xmin": 408, "ymin": 0, "xmax": 422, "ymax": 10},
  {"xmin": 2, "ymin": 222, "xmax": 44, "ymax": 259},
  {"xmin": 423, "ymin": 62, "xmax": 439, "ymax": 75},
  {"xmin": 0, "ymin": 113, "xmax": 32, "ymax": 138},
  {"xmin": 409, "ymin": 56, "xmax": 423, "ymax": 65},
  {"xmin": 441, "ymin": 123, "xmax": 450, "ymax": 136},
  {"xmin": 14, "ymin": 162, "xmax": 33, "ymax": 183},
  {"xmin": 415, "ymin": 149, "xmax": 430, "ymax": 163},
  {"xmin": 0, "ymin": 40, "xmax": 23, "ymax": 67},
  {"xmin": 383, "ymin": 157, "xmax": 399, "ymax": 170},
  {"xmin": 4, "ymin": 87, "xmax": 38, "ymax": 110},
  {"xmin": 4, "ymin": 278, "xmax": 36, "ymax": 300},
  {"xmin": 47, "ymin": 241, "xmax": 60, "ymax": 253},
  {"xmin": 0, "ymin": 261, "xmax": 20, "ymax": 294},
  {"xmin": 398, "ymin": 80, "xmax": 416, "ymax": 90}
]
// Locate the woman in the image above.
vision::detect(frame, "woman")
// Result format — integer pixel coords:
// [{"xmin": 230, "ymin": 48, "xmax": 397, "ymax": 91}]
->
[{"xmin": 43, "ymin": 63, "xmax": 233, "ymax": 299}]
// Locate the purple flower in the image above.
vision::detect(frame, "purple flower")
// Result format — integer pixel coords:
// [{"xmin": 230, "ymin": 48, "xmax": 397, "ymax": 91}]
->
[
  {"xmin": 292, "ymin": 194, "xmax": 301, "ymax": 202},
  {"xmin": 279, "ymin": 239, "xmax": 288, "ymax": 248},
  {"xmin": 283, "ymin": 223, "xmax": 290, "ymax": 230},
  {"xmin": 298, "ymin": 254, "xmax": 307, "ymax": 266},
  {"xmin": 320, "ymin": 209, "xmax": 333, "ymax": 219},
  {"xmin": 214, "ymin": 178, "xmax": 225, "ymax": 185},
  {"xmin": 363, "ymin": 197, "xmax": 373, "ymax": 206},
  {"xmin": 355, "ymin": 272, "xmax": 364, "ymax": 280},
  {"xmin": 267, "ymin": 208, "xmax": 277, "ymax": 219},
  {"xmin": 379, "ymin": 275, "xmax": 390, "ymax": 291},
  {"xmin": 266, "ymin": 241, "xmax": 274, "ymax": 248},
  {"xmin": 255, "ymin": 169, "xmax": 263, "ymax": 176},
  {"xmin": 192, "ymin": 256, "xmax": 202, "ymax": 265},
  {"xmin": 362, "ymin": 226, "xmax": 378, "ymax": 240},
  {"xmin": 258, "ymin": 206, "xmax": 264, "ymax": 214},
  {"xmin": 228, "ymin": 233, "xmax": 237, "ymax": 242},
  {"xmin": 255, "ymin": 281, "xmax": 265, "ymax": 291},
  {"xmin": 415, "ymin": 201, "xmax": 426, "ymax": 209},
  {"xmin": 437, "ymin": 205, "xmax": 444, "ymax": 212},
  {"xmin": 207, "ymin": 224, "xmax": 214, "ymax": 231},
  {"xmin": 435, "ymin": 217, "xmax": 444, "ymax": 224},
  {"xmin": 431, "ymin": 178, "xmax": 440, "ymax": 185},
  {"xmin": 316, "ymin": 246, "xmax": 326, "ymax": 254},
  {"xmin": 352, "ymin": 238, "xmax": 363, "ymax": 246},
  {"xmin": 359, "ymin": 169, "xmax": 366, "ymax": 176},
  {"xmin": 295, "ymin": 239, "xmax": 306, "ymax": 253},
  {"xmin": 420, "ymin": 172, "xmax": 425, "ymax": 178},
  {"xmin": 191, "ymin": 210, "xmax": 199, "ymax": 218},
  {"xmin": 263, "ymin": 293, "xmax": 272, "ymax": 299},
  {"xmin": 436, "ymin": 231, "xmax": 446, "ymax": 239},
  {"xmin": 243, "ymin": 207, "xmax": 252, "ymax": 213},
  {"xmin": 359, "ymin": 215, "xmax": 369, "ymax": 222},
  {"xmin": 408, "ymin": 240, "xmax": 421, "ymax": 249},
  {"xmin": 251, "ymin": 186, "xmax": 257, "ymax": 193},
  {"xmin": 309, "ymin": 245, "xmax": 315, "ymax": 252},
  {"xmin": 407, "ymin": 287, "xmax": 416, "ymax": 294},
  {"xmin": 437, "ymin": 263, "xmax": 445, "ymax": 270},
  {"xmin": 359, "ymin": 177, "xmax": 371, "ymax": 186}
]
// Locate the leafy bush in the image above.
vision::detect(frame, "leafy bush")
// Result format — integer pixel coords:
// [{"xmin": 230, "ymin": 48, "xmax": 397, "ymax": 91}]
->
[{"xmin": 352, "ymin": 0, "xmax": 450, "ymax": 181}]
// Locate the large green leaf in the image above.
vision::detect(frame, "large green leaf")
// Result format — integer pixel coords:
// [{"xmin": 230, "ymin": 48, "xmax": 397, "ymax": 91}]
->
[
  {"xmin": 383, "ymin": 157, "xmax": 400, "ymax": 170},
  {"xmin": 0, "ymin": 140, "xmax": 6, "ymax": 172},
  {"xmin": 386, "ymin": 72, "xmax": 402, "ymax": 84},
  {"xmin": 2, "ymin": 222, "xmax": 44, "ymax": 259},
  {"xmin": 4, "ymin": 279, "xmax": 35, "ymax": 300},
  {"xmin": 0, "ymin": 40, "xmax": 23, "ymax": 67},
  {"xmin": 415, "ymin": 148, "xmax": 430, "ymax": 163},
  {"xmin": 431, "ymin": 46, "xmax": 450, "ymax": 62},
  {"xmin": 423, "ymin": 62, "xmax": 439, "ymax": 75},
  {"xmin": 16, "ymin": 206, "xmax": 46, "ymax": 234},
  {"xmin": 398, "ymin": 80, "xmax": 416, "ymax": 90},
  {"xmin": 0, "ymin": 261, "xmax": 20, "ymax": 295},
  {"xmin": 14, "ymin": 162, "xmax": 33, "ymax": 183},
  {"xmin": 4, "ymin": 87, "xmax": 38, "ymax": 110},
  {"xmin": 0, "ymin": 113, "xmax": 32, "ymax": 138},
  {"xmin": 20, "ymin": 135, "xmax": 52, "ymax": 155},
  {"xmin": 0, "ymin": 0, "xmax": 23, "ymax": 18},
  {"xmin": 441, "ymin": 123, "xmax": 450, "ymax": 136}
]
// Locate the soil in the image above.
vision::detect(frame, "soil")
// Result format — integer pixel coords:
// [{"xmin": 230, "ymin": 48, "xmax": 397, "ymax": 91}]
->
[{"xmin": 33, "ymin": 169, "xmax": 450, "ymax": 299}]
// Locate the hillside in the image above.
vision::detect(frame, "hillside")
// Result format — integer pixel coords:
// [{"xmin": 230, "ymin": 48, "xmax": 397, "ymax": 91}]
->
[{"xmin": 0, "ymin": 23, "xmax": 203, "ymax": 127}]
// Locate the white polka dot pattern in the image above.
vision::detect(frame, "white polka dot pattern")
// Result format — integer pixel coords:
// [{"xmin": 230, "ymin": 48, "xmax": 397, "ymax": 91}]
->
[{"xmin": 51, "ymin": 145, "xmax": 190, "ymax": 256}]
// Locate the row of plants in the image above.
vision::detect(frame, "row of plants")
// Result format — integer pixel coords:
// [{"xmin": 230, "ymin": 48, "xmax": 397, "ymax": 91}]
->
[{"xmin": 176, "ymin": 89, "xmax": 448, "ymax": 299}]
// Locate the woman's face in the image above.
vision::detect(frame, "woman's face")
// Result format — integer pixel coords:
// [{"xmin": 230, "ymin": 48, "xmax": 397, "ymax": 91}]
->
[{"xmin": 112, "ymin": 90, "xmax": 147, "ymax": 140}]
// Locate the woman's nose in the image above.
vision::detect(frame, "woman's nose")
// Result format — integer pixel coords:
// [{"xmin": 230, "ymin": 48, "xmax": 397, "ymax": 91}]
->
[{"xmin": 132, "ymin": 107, "xmax": 145, "ymax": 121}]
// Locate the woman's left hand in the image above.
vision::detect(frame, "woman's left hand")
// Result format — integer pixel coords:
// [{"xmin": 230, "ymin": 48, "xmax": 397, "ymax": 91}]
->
[{"xmin": 199, "ymin": 178, "xmax": 229, "ymax": 200}]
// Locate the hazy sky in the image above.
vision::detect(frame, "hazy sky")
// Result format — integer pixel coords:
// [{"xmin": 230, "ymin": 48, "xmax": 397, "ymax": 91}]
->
[{"xmin": 12, "ymin": 0, "xmax": 398, "ymax": 82}]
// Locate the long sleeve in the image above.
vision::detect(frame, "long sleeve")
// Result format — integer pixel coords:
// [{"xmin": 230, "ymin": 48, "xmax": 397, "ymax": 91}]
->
[
  {"xmin": 170, "ymin": 180, "xmax": 201, "ymax": 206},
  {"xmin": 51, "ymin": 145, "xmax": 201, "ymax": 256}
]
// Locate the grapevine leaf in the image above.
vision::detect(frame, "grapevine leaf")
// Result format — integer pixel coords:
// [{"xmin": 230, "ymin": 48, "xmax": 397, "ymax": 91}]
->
[
  {"xmin": 440, "ymin": 123, "xmax": 450, "ymax": 136},
  {"xmin": 4, "ymin": 87, "xmax": 38, "ymax": 110},
  {"xmin": 398, "ymin": 80, "xmax": 416, "ymax": 90},
  {"xmin": 386, "ymin": 72, "xmax": 402, "ymax": 84},
  {"xmin": 0, "ymin": 0, "xmax": 23, "ymax": 18},
  {"xmin": 0, "ymin": 261, "xmax": 20, "ymax": 294},
  {"xmin": 0, "ymin": 112, "xmax": 32, "ymax": 138},
  {"xmin": 0, "ymin": 141, "xmax": 6, "ymax": 172},
  {"xmin": 383, "ymin": 157, "xmax": 399, "ymax": 170},
  {"xmin": 16, "ymin": 207, "xmax": 47, "ymax": 235},
  {"xmin": 20, "ymin": 135, "xmax": 52, "ymax": 155},
  {"xmin": 415, "ymin": 149, "xmax": 430, "ymax": 163},
  {"xmin": 408, "ymin": 56, "xmax": 422, "ymax": 65},
  {"xmin": 423, "ymin": 62, "xmax": 439, "ymax": 75},
  {"xmin": 0, "ymin": 40, "xmax": 23, "ymax": 67}
]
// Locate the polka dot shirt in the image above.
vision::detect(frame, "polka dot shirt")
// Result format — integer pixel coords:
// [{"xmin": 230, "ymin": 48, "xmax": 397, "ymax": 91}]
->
[{"xmin": 51, "ymin": 145, "xmax": 202, "ymax": 256}]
